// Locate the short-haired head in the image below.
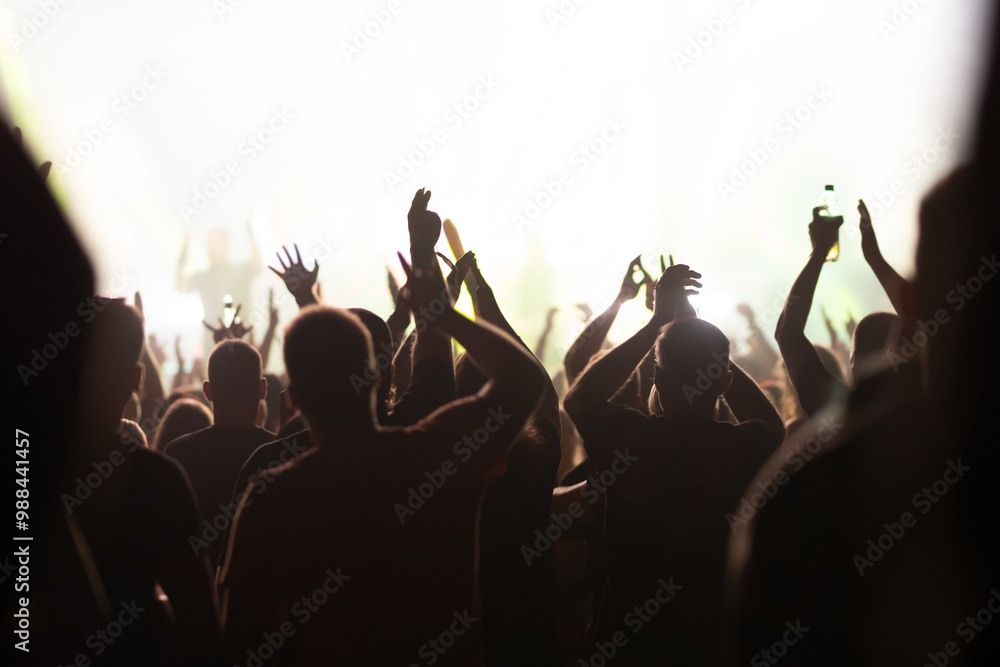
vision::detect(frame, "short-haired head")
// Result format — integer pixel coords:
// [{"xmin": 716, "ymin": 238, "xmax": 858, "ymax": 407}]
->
[
  {"xmin": 283, "ymin": 306, "xmax": 375, "ymax": 429},
  {"xmin": 654, "ymin": 318, "xmax": 732, "ymax": 411},
  {"xmin": 206, "ymin": 339, "xmax": 264, "ymax": 405}
]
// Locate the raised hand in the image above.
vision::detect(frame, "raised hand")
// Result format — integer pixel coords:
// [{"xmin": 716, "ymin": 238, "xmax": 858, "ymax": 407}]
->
[
  {"xmin": 575, "ymin": 303, "xmax": 593, "ymax": 322},
  {"xmin": 441, "ymin": 251, "xmax": 475, "ymax": 304},
  {"xmin": 408, "ymin": 188, "xmax": 442, "ymax": 249},
  {"xmin": 808, "ymin": 206, "xmax": 843, "ymax": 258},
  {"xmin": 736, "ymin": 303, "xmax": 755, "ymax": 323},
  {"xmin": 821, "ymin": 306, "xmax": 837, "ymax": 341},
  {"xmin": 203, "ymin": 304, "xmax": 253, "ymax": 343},
  {"xmin": 148, "ymin": 334, "xmax": 167, "ymax": 365},
  {"xmin": 269, "ymin": 244, "xmax": 319, "ymax": 307},
  {"xmin": 653, "ymin": 264, "xmax": 702, "ymax": 325},
  {"xmin": 858, "ymin": 199, "xmax": 882, "ymax": 265},
  {"xmin": 175, "ymin": 335, "xmax": 185, "ymax": 374},
  {"xmin": 397, "ymin": 251, "xmax": 450, "ymax": 319},
  {"xmin": 618, "ymin": 255, "xmax": 646, "ymax": 303},
  {"xmin": 268, "ymin": 288, "xmax": 279, "ymax": 329}
]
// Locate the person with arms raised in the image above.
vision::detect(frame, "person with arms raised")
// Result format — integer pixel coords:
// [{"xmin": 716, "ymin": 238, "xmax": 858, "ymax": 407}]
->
[
  {"xmin": 219, "ymin": 188, "xmax": 545, "ymax": 665},
  {"xmin": 564, "ymin": 263, "xmax": 784, "ymax": 665}
]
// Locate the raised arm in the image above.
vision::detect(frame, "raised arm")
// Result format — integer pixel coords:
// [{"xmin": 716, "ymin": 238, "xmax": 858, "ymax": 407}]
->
[
  {"xmin": 134, "ymin": 292, "xmax": 166, "ymax": 425},
  {"xmin": 176, "ymin": 234, "xmax": 193, "ymax": 293},
  {"xmin": 774, "ymin": 207, "xmax": 848, "ymax": 416},
  {"xmin": 269, "ymin": 244, "xmax": 319, "ymax": 308},
  {"xmin": 406, "ymin": 190, "xmax": 456, "ymax": 371},
  {"xmin": 534, "ymin": 307, "xmax": 558, "ymax": 366},
  {"xmin": 737, "ymin": 303, "xmax": 780, "ymax": 376},
  {"xmin": 564, "ymin": 264, "xmax": 701, "ymax": 429},
  {"xmin": 859, "ymin": 198, "xmax": 909, "ymax": 315},
  {"xmin": 564, "ymin": 256, "xmax": 646, "ymax": 385},
  {"xmin": 471, "ymin": 256, "xmax": 560, "ymax": 432},
  {"xmin": 258, "ymin": 288, "xmax": 279, "ymax": 370},
  {"xmin": 399, "ymin": 208, "xmax": 544, "ymax": 434},
  {"xmin": 385, "ymin": 266, "xmax": 411, "ymax": 350}
]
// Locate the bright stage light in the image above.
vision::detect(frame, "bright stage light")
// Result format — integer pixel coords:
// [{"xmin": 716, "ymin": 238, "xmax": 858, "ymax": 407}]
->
[{"xmin": 0, "ymin": 0, "xmax": 991, "ymax": 366}]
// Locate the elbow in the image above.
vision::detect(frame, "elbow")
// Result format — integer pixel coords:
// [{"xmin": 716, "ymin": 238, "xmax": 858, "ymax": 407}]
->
[{"xmin": 773, "ymin": 315, "xmax": 787, "ymax": 347}]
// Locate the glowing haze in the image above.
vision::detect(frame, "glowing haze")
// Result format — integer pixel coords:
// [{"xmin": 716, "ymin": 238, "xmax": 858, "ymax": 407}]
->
[{"xmin": 0, "ymin": 0, "xmax": 991, "ymax": 368}]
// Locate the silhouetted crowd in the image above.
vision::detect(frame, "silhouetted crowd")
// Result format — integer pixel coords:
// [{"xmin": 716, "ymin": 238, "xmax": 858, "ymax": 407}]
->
[{"xmin": 5, "ymin": 30, "xmax": 1000, "ymax": 665}]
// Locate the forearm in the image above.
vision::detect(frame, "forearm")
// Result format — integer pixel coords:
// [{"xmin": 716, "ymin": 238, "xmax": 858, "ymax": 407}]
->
[
  {"xmin": 259, "ymin": 322, "xmax": 277, "ymax": 370},
  {"xmin": 776, "ymin": 253, "xmax": 824, "ymax": 344},
  {"xmin": 868, "ymin": 256, "xmax": 909, "ymax": 315},
  {"xmin": 565, "ymin": 300, "xmax": 622, "ymax": 384},
  {"xmin": 476, "ymin": 284, "xmax": 521, "ymax": 344},
  {"xmin": 565, "ymin": 319, "xmax": 660, "ymax": 421},
  {"xmin": 473, "ymin": 284, "xmax": 558, "ymax": 425},
  {"xmin": 140, "ymin": 344, "xmax": 166, "ymax": 406},
  {"xmin": 386, "ymin": 303, "xmax": 411, "ymax": 351},
  {"xmin": 723, "ymin": 361, "xmax": 784, "ymax": 442},
  {"xmin": 434, "ymin": 309, "xmax": 527, "ymax": 379},
  {"xmin": 391, "ymin": 332, "xmax": 415, "ymax": 396},
  {"xmin": 293, "ymin": 290, "xmax": 318, "ymax": 308}
]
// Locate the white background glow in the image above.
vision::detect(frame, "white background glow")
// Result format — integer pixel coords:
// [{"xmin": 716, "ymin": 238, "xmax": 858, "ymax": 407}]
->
[{"xmin": 1, "ymin": 0, "xmax": 991, "ymax": 369}]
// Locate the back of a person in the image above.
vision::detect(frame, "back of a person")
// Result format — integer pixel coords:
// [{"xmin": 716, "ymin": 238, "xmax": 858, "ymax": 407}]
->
[
  {"xmin": 236, "ymin": 432, "xmax": 488, "ymax": 666},
  {"xmin": 71, "ymin": 438, "xmax": 201, "ymax": 665},
  {"xmin": 595, "ymin": 413, "xmax": 773, "ymax": 664},
  {"xmin": 165, "ymin": 424, "xmax": 273, "ymax": 556}
]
